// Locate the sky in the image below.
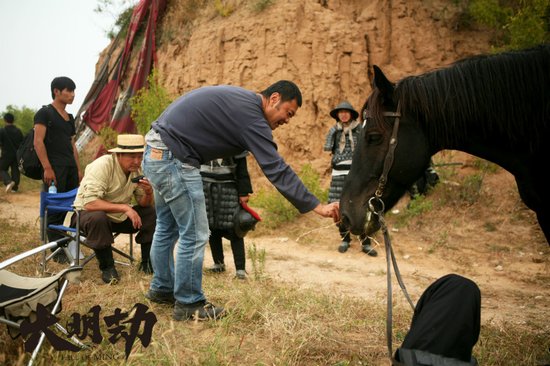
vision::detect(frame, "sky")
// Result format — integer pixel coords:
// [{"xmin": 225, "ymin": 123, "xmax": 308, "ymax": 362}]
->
[{"xmin": 0, "ymin": 0, "xmax": 133, "ymax": 115}]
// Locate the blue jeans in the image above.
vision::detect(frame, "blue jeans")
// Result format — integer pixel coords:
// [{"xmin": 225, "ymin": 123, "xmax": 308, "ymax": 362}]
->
[{"xmin": 142, "ymin": 145, "xmax": 209, "ymax": 304}]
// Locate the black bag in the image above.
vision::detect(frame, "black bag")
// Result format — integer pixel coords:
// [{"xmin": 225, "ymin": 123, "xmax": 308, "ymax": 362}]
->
[
  {"xmin": 17, "ymin": 129, "xmax": 42, "ymax": 180},
  {"xmin": 16, "ymin": 105, "xmax": 53, "ymax": 180}
]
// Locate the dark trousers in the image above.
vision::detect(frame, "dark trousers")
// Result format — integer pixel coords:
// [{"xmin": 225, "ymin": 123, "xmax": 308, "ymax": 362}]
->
[
  {"xmin": 44, "ymin": 165, "xmax": 79, "ymax": 242},
  {"xmin": 338, "ymin": 224, "xmax": 370, "ymax": 245},
  {"xmin": 72, "ymin": 206, "xmax": 156, "ymax": 269},
  {"xmin": 209, "ymin": 228, "xmax": 245, "ymax": 270},
  {"xmin": 396, "ymin": 274, "xmax": 481, "ymax": 363},
  {"xmin": 0, "ymin": 157, "xmax": 20, "ymax": 190}
]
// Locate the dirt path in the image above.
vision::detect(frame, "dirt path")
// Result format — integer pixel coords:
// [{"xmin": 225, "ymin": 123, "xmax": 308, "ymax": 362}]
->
[{"xmin": 2, "ymin": 183, "xmax": 548, "ymax": 332}]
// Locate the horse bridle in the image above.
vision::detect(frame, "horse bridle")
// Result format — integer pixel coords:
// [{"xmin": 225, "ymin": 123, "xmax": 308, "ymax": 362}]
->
[{"xmin": 364, "ymin": 102, "xmax": 416, "ymax": 359}]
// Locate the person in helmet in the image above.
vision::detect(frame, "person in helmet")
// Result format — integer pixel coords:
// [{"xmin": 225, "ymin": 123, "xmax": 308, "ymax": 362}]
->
[
  {"xmin": 324, "ymin": 101, "xmax": 377, "ymax": 256},
  {"xmin": 201, "ymin": 152, "xmax": 258, "ymax": 280}
]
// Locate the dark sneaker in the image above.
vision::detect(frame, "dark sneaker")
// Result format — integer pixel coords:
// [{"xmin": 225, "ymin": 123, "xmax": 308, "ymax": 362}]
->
[
  {"xmin": 362, "ymin": 243, "xmax": 378, "ymax": 257},
  {"xmin": 206, "ymin": 263, "xmax": 226, "ymax": 273},
  {"xmin": 101, "ymin": 266, "xmax": 120, "ymax": 284},
  {"xmin": 338, "ymin": 241, "xmax": 350, "ymax": 253},
  {"xmin": 173, "ymin": 300, "xmax": 225, "ymax": 321},
  {"xmin": 145, "ymin": 289, "xmax": 175, "ymax": 304},
  {"xmin": 139, "ymin": 259, "xmax": 154, "ymax": 274},
  {"xmin": 52, "ymin": 251, "xmax": 70, "ymax": 264}
]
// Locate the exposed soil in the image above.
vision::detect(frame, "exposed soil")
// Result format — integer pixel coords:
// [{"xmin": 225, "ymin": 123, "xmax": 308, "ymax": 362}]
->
[{"xmin": 1, "ymin": 151, "xmax": 548, "ymax": 335}]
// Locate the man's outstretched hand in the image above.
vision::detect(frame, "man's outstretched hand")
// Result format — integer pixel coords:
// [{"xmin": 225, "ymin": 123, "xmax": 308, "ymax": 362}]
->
[{"xmin": 313, "ymin": 202, "xmax": 340, "ymax": 222}]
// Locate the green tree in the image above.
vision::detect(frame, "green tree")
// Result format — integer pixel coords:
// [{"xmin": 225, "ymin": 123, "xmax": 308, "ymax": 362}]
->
[
  {"xmin": 95, "ymin": 0, "xmax": 137, "ymax": 39},
  {"xmin": 1, "ymin": 105, "xmax": 36, "ymax": 134},
  {"xmin": 467, "ymin": 0, "xmax": 549, "ymax": 50},
  {"xmin": 129, "ymin": 69, "xmax": 173, "ymax": 136}
]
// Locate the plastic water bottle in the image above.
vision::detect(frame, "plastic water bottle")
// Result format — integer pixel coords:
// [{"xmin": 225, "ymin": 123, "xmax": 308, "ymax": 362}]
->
[{"xmin": 48, "ymin": 181, "xmax": 57, "ymax": 194}]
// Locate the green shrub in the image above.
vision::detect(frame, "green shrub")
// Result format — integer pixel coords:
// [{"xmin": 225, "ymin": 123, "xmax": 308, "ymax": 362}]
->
[
  {"xmin": 214, "ymin": 0, "xmax": 234, "ymax": 17},
  {"xmin": 129, "ymin": 69, "xmax": 173, "ymax": 135},
  {"xmin": 250, "ymin": 0, "xmax": 273, "ymax": 12},
  {"xmin": 251, "ymin": 187, "xmax": 298, "ymax": 229},
  {"xmin": 250, "ymin": 164, "xmax": 328, "ymax": 229},
  {"xmin": 471, "ymin": 157, "xmax": 499, "ymax": 173},
  {"xmin": 298, "ymin": 164, "xmax": 329, "ymax": 203},
  {"xmin": 394, "ymin": 194, "xmax": 434, "ymax": 228},
  {"xmin": 95, "ymin": 1, "xmax": 135, "ymax": 40},
  {"xmin": 97, "ymin": 125, "xmax": 119, "ymax": 151},
  {"xmin": 459, "ymin": 173, "xmax": 485, "ymax": 205},
  {"xmin": 466, "ymin": 0, "xmax": 549, "ymax": 50}
]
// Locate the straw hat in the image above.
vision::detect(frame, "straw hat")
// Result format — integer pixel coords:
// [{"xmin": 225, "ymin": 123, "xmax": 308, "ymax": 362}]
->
[{"xmin": 108, "ymin": 134, "xmax": 145, "ymax": 153}]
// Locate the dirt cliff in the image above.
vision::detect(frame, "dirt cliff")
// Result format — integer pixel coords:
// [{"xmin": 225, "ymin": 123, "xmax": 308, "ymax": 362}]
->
[{"xmin": 97, "ymin": 0, "xmax": 491, "ymax": 185}]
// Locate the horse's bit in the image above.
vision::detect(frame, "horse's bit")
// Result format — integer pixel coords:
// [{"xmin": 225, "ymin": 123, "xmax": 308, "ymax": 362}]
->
[{"xmin": 364, "ymin": 102, "xmax": 415, "ymax": 359}]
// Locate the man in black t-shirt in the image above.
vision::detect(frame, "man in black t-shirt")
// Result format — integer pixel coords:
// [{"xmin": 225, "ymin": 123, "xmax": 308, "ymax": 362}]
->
[
  {"xmin": 0, "ymin": 113, "xmax": 23, "ymax": 193},
  {"xmin": 34, "ymin": 77, "xmax": 82, "ymax": 260}
]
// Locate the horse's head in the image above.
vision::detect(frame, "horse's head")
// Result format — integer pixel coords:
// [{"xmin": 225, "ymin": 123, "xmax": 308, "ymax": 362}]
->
[{"xmin": 340, "ymin": 66, "xmax": 432, "ymax": 236}]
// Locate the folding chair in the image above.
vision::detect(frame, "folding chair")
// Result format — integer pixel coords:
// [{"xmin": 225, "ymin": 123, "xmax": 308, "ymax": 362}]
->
[
  {"xmin": 39, "ymin": 188, "xmax": 136, "ymax": 272},
  {"xmin": 39, "ymin": 188, "xmax": 93, "ymax": 271},
  {"xmin": 0, "ymin": 241, "xmax": 87, "ymax": 366}
]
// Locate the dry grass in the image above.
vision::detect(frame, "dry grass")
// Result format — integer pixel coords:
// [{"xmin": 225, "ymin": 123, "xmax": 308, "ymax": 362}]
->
[{"xmin": 0, "ymin": 214, "xmax": 548, "ymax": 365}]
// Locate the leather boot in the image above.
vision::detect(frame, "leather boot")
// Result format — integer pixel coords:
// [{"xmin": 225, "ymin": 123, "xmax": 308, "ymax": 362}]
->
[
  {"xmin": 138, "ymin": 243, "xmax": 153, "ymax": 274},
  {"xmin": 95, "ymin": 247, "xmax": 119, "ymax": 284}
]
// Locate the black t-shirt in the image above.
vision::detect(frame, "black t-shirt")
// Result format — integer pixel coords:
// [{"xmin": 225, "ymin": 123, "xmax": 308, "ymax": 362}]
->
[
  {"xmin": 0, "ymin": 124, "xmax": 23, "ymax": 159},
  {"xmin": 34, "ymin": 104, "xmax": 76, "ymax": 167}
]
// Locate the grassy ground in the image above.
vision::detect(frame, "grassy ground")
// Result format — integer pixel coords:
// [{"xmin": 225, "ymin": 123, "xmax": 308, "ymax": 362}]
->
[{"xmin": 0, "ymin": 215, "xmax": 548, "ymax": 365}]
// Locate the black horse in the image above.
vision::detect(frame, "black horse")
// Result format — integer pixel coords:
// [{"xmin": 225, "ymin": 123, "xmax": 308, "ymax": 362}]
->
[{"xmin": 340, "ymin": 45, "xmax": 550, "ymax": 245}]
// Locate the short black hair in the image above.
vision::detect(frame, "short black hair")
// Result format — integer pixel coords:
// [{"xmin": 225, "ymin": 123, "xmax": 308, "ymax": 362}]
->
[
  {"xmin": 51, "ymin": 76, "xmax": 76, "ymax": 99},
  {"xmin": 3, "ymin": 113, "xmax": 14, "ymax": 123},
  {"xmin": 260, "ymin": 80, "xmax": 302, "ymax": 107}
]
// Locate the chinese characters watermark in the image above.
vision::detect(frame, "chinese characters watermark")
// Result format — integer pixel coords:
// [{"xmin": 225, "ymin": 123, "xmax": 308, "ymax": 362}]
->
[{"xmin": 20, "ymin": 303, "xmax": 157, "ymax": 359}]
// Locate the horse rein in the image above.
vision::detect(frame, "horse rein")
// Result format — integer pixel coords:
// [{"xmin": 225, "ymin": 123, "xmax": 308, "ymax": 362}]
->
[{"xmin": 364, "ymin": 102, "xmax": 416, "ymax": 359}]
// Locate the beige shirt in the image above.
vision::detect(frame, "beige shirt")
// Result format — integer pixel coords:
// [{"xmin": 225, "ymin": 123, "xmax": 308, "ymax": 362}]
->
[{"xmin": 73, "ymin": 154, "xmax": 144, "ymax": 223}]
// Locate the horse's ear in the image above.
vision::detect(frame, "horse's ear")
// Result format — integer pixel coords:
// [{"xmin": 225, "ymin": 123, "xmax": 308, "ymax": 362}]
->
[{"xmin": 373, "ymin": 65, "xmax": 394, "ymax": 98}]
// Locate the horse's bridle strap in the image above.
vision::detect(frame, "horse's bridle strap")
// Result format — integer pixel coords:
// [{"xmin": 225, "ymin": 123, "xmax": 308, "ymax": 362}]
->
[{"xmin": 375, "ymin": 103, "xmax": 402, "ymax": 198}]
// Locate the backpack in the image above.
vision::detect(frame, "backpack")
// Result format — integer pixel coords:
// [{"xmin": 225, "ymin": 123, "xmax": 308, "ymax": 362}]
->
[
  {"xmin": 17, "ymin": 129, "xmax": 42, "ymax": 180},
  {"xmin": 16, "ymin": 105, "xmax": 53, "ymax": 180}
]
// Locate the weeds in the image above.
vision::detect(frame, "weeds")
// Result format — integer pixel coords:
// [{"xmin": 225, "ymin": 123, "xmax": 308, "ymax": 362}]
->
[
  {"xmin": 459, "ymin": 173, "xmax": 484, "ymax": 205},
  {"xmin": 0, "ymin": 215, "xmax": 548, "ymax": 364},
  {"xmin": 247, "ymin": 242, "xmax": 266, "ymax": 280},
  {"xmin": 130, "ymin": 69, "xmax": 173, "ymax": 135},
  {"xmin": 470, "ymin": 158, "xmax": 499, "ymax": 173},
  {"xmin": 428, "ymin": 230, "xmax": 449, "ymax": 254},
  {"xmin": 394, "ymin": 194, "xmax": 433, "ymax": 229},
  {"xmin": 97, "ymin": 125, "xmax": 119, "ymax": 151},
  {"xmin": 250, "ymin": 0, "xmax": 273, "ymax": 12},
  {"xmin": 214, "ymin": 0, "xmax": 234, "ymax": 17},
  {"xmin": 250, "ymin": 164, "xmax": 328, "ymax": 229}
]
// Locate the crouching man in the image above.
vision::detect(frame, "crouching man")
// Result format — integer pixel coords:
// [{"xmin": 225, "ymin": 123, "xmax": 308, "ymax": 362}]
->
[{"xmin": 73, "ymin": 134, "xmax": 156, "ymax": 284}]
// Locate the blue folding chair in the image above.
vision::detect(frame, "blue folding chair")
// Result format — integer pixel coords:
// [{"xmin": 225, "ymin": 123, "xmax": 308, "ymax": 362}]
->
[
  {"xmin": 39, "ymin": 188, "xmax": 135, "ymax": 273},
  {"xmin": 39, "ymin": 188, "xmax": 92, "ymax": 272}
]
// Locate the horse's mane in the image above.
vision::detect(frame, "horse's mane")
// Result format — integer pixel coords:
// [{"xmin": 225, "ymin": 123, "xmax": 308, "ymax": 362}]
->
[{"xmin": 373, "ymin": 45, "xmax": 550, "ymax": 151}]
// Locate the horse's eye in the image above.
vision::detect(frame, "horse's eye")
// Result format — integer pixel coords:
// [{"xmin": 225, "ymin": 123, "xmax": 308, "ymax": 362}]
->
[{"xmin": 367, "ymin": 133, "xmax": 382, "ymax": 145}]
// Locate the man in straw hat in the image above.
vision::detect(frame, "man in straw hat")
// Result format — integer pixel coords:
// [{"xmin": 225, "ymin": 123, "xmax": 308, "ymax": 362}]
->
[
  {"xmin": 73, "ymin": 134, "xmax": 156, "ymax": 284},
  {"xmin": 142, "ymin": 80, "xmax": 339, "ymax": 321}
]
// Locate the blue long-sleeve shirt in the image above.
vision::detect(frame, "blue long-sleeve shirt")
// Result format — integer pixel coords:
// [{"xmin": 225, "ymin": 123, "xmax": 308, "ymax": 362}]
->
[{"xmin": 152, "ymin": 85, "xmax": 319, "ymax": 213}]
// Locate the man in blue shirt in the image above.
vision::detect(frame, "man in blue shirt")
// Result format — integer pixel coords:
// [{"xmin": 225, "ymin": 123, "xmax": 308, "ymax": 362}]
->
[{"xmin": 143, "ymin": 80, "xmax": 339, "ymax": 320}]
